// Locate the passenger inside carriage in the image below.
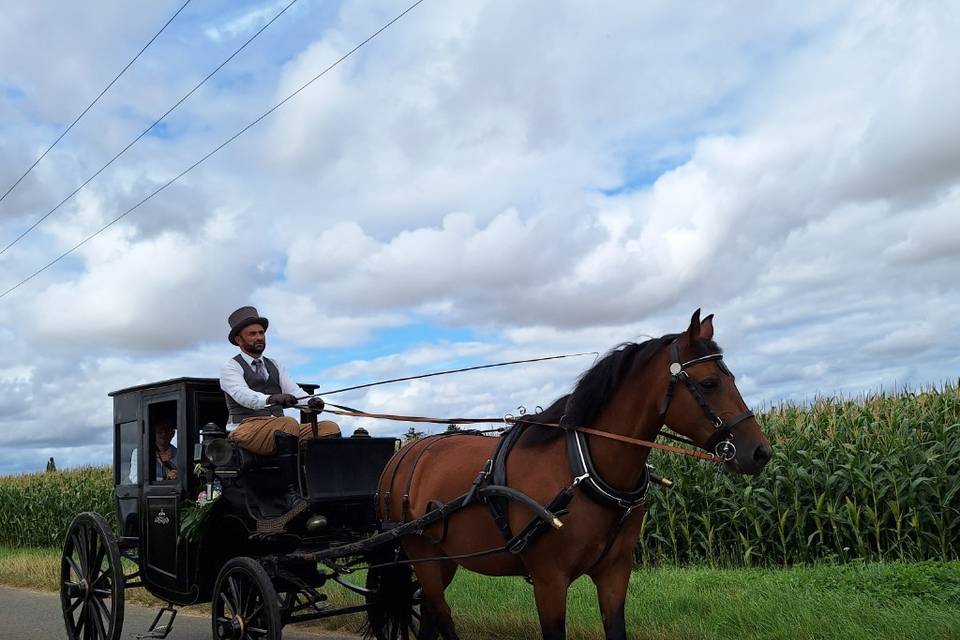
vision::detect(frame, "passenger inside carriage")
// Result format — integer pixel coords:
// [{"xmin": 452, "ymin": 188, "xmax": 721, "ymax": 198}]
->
[{"xmin": 128, "ymin": 411, "xmax": 178, "ymax": 483}]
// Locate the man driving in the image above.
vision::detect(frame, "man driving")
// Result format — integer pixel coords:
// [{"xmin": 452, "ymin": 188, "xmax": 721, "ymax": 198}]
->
[{"xmin": 220, "ymin": 306, "xmax": 340, "ymax": 528}]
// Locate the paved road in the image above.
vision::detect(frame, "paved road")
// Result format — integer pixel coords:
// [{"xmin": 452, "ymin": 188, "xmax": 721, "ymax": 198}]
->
[{"xmin": 0, "ymin": 586, "xmax": 359, "ymax": 640}]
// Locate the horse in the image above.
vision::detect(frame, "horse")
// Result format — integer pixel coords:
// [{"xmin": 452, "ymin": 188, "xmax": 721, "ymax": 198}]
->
[{"xmin": 374, "ymin": 310, "xmax": 772, "ymax": 640}]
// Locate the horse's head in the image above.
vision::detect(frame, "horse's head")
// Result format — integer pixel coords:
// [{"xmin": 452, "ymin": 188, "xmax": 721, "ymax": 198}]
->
[{"xmin": 658, "ymin": 309, "xmax": 772, "ymax": 475}]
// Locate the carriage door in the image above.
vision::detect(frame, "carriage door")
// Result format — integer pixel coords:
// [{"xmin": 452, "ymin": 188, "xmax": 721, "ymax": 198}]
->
[{"xmin": 142, "ymin": 395, "xmax": 186, "ymax": 592}]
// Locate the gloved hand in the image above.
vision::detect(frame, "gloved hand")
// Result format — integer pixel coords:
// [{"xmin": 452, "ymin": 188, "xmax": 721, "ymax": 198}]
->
[
  {"xmin": 307, "ymin": 396, "xmax": 325, "ymax": 412},
  {"xmin": 267, "ymin": 393, "xmax": 298, "ymax": 408}
]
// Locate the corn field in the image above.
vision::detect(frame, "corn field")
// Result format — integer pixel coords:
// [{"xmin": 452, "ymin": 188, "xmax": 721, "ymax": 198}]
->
[
  {"xmin": 2, "ymin": 385, "xmax": 958, "ymax": 565},
  {"xmin": 639, "ymin": 382, "xmax": 960, "ymax": 566},
  {"xmin": 0, "ymin": 466, "xmax": 113, "ymax": 548}
]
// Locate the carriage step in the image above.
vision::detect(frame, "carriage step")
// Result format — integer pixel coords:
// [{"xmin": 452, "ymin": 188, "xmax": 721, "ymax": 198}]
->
[{"xmin": 136, "ymin": 604, "xmax": 178, "ymax": 639}]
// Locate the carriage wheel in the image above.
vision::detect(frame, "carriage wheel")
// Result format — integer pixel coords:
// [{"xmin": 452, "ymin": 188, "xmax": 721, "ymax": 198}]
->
[
  {"xmin": 60, "ymin": 512, "xmax": 125, "ymax": 640},
  {"xmin": 212, "ymin": 557, "xmax": 281, "ymax": 640},
  {"xmin": 366, "ymin": 562, "xmax": 437, "ymax": 640}
]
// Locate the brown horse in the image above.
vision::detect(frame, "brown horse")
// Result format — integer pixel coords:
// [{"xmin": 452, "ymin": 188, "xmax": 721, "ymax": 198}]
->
[{"xmin": 375, "ymin": 310, "xmax": 772, "ymax": 640}]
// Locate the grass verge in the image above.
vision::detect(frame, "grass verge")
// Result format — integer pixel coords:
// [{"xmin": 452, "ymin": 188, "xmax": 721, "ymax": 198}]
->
[{"xmin": 3, "ymin": 547, "xmax": 957, "ymax": 639}]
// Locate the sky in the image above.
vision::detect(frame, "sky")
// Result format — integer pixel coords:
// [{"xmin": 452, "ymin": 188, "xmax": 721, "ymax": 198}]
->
[{"xmin": 0, "ymin": 0, "xmax": 957, "ymax": 474}]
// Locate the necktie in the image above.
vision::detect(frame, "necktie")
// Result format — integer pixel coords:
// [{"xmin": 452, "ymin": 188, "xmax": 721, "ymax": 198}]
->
[{"xmin": 252, "ymin": 359, "xmax": 268, "ymax": 382}]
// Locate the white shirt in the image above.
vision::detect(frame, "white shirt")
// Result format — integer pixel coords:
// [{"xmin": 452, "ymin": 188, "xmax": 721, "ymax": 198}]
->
[
  {"xmin": 129, "ymin": 444, "xmax": 177, "ymax": 484},
  {"xmin": 220, "ymin": 351, "xmax": 308, "ymax": 426}
]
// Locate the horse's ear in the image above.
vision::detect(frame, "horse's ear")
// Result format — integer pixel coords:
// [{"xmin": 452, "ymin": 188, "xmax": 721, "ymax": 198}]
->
[
  {"xmin": 686, "ymin": 308, "xmax": 702, "ymax": 342},
  {"xmin": 700, "ymin": 314, "xmax": 715, "ymax": 341}
]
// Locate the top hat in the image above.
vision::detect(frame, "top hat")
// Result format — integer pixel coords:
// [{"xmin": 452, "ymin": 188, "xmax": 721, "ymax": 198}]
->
[{"xmin": 227, "ymin": 306, "xmax": 269, "ymax": 345}]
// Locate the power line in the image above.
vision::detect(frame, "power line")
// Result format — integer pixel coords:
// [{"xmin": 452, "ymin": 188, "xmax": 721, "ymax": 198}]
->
[
  {"xmin": 0, "ymin": 0, "xmax": 427, "ymax": 302},
  {"xmin": 0, "ymin": 0, "xmax": 193, "ymax": 206},
  {"xmin": 0, "ymin": 0, "xmax": 300, "ymax": 258}
]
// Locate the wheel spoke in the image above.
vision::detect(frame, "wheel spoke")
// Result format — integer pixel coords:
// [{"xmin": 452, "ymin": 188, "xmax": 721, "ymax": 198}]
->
[
  {"xmin": 247, "ymin": 603, "xmax": 263, "ymax": 623},
  {"xmin": 219, "ymin": 592, "xmax": 235, "ymax": 618},
  {"xmin": 82, "ymin": 525, "xmax": 95, "ymax": 574},
  {"xmin": 74, "ymin": 601, "xmax": 87, "ymax": 635},
  {"xmin": 246, "ymin": 626, "xmax": 268, "ymax": 638},
  {"xmin": 72, "ymin": 530, "xmax": 88, "ymax": 575},
  {"xmin": 65, "ymin": 553, "xmax": 84, "ymax": 580},
  {"xmin": 241, "ymin": 579, "xmax": 255, "ymax": 618},
  {"xmin": 92, "ymin": 591, "xmax": 112, "ymax": 622},
  {"xmin": 90, "ymin": 599, "xmax": 109, "ymax": 640},
  {"xmin": 78, "ymin": 602, "xmax": 89, "ymax": 640},
  {"xmin": 90, "ymin": 543, "xmax": 107, "ymax": 584},
  {"xmin": 228, "ymin": 575, "xmax": 243, "ymax": 616},
  {"xmin": 66, "ymin": 594, "xmax": 84, "ymax": 614}
]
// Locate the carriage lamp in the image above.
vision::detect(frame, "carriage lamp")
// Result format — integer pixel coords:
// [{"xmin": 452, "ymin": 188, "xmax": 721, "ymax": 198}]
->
[
  {"xmin": 306, "ymin": 514, "xmax": 329, "ymax": 532},
  {"xmin": 205, "ymin": 438, "xmax": 236, "ymax": 467}
]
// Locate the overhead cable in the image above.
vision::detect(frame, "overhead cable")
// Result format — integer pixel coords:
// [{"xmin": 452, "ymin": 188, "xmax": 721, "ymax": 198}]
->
[
  {"xmin": 0, "ymin": 0, "xmax": 193, "ymax": 206},
  {"xmin": 0, "ymin": 0, "xmax": 299, "ymax": 258},
  {"xmin": 0, "ymin": 0, "xmax": 427, "ymax": 301}
]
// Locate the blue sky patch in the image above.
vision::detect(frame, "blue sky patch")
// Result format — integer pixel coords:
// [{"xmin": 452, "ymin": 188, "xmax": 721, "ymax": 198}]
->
[{"xmin": 1, "ymin": 83, "xmax": 25, "ymax": 100}]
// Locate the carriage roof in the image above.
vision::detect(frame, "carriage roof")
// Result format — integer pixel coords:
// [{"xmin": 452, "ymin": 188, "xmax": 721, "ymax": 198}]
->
[{"xmin": 109, "ymin": 376, "xmax": 319, "ymax": 397}]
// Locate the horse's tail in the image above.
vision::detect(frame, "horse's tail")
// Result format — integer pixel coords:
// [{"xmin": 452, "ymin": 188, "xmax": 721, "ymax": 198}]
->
[{"xmin": 361, "ymin": 547, "xmax": 421, "ymax": 640}]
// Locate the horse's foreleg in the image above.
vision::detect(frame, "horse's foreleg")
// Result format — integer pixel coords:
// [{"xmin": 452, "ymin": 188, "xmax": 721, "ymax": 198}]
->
[
  {"xmin": 589, "ymin": 552, "xmax": 633, "ymax": 640},
  {"xmin": 531, "ymin": 573, "xmax": 571, "ymax": 640}
]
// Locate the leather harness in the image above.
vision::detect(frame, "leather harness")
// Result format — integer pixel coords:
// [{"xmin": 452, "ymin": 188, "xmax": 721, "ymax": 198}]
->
[{"xmin": 381, "ymin": 337, "xmax": 754, "ymax": 558}]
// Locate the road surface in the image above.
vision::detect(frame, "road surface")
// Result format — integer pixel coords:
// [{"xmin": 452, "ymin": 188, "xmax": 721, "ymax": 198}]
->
[{"xmin": 0, "ymin": 586, "xmax": 359, "ymax": 640}]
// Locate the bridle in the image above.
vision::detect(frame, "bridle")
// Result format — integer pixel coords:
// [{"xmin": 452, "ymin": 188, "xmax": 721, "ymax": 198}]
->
[{"xmin": 657, "ymin": 339, "xmax": 755, "ymax": 462}]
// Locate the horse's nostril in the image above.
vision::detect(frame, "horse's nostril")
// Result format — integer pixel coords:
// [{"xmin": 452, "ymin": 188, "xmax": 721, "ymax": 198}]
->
[{"xmin": 754, "ymin": 444, "xmax": 772, "ymax": 465}]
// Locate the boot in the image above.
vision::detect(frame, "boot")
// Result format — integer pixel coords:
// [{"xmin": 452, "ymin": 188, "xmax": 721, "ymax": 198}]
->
[
  {"xmin": 275, "ymin": 431, "xmax": 306, "ymax": 512},
  {"xmin": 256, "ymin": 432, "xmax": 307, "ymax": 533}
]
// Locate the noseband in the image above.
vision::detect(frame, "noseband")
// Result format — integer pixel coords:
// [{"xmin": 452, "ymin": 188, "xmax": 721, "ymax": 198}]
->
[{"xmin": 657, "ymin": 339, "xmax": 754, "ymax": 461}]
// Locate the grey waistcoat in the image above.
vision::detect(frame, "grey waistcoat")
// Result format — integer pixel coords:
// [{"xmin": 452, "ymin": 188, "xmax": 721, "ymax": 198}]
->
[{"xmin": 224, "ymin": 354, "xmax": 284, "ymax": 423}]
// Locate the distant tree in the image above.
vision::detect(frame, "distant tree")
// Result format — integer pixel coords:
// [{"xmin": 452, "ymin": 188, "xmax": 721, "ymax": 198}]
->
[
  {"xmin": 403, "ymin": 427, "xmax": 425, "ymax": 443},
  {"xmin": 45, "ymin": 457, "xmax": 57, "ymax": 473},
  {"xmin": 444, "ymin": 424, "xmax": 462, "ymax": 433}
]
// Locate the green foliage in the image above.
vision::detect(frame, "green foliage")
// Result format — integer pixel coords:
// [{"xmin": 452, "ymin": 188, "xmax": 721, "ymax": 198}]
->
[
  {"xmin": 403, "ymin": 426, "xmax": 425, "ymax": 443},
  {"xmin": 639, "ymin": 382, "xmax": 960, "ymax": 566},
  {"xmin": 179, "ymin": 498, "xmax": 220, "ymax": 541},
  {"xmin": 0, "ymin": 467, "xmax": 114, "ymax": 548}
]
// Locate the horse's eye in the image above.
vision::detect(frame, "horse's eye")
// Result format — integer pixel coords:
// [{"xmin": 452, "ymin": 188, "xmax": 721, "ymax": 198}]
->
[{"xmin": 700, "ymin": 377, "xmax": 720, "ymax": 391}]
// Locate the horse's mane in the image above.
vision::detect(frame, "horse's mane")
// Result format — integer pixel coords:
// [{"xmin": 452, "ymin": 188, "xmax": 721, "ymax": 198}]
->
[{"xmin": 516, "ymin": 332, "xmax": 720, "ymax": 447}]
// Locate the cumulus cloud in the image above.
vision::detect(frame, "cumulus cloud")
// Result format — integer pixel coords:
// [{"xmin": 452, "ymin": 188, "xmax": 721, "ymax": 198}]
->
[{"xmin": 0, "ymin": 1, "xmax": 959, "ymax": 473}]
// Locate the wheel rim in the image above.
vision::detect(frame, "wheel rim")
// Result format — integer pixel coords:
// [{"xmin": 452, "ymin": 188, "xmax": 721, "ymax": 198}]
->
[
  {"xmin": 61, "ymin": 519, "xmax": 117, "ymax": 640},
  {"xmin": 215, "ymin": 570, "xmax": 271, "ymax": 639}
]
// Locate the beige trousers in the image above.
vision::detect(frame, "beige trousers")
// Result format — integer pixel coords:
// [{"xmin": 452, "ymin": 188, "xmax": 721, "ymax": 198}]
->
[{"xmin": 228, "ymin": 415, "xmax": 341, "ymax": 455}]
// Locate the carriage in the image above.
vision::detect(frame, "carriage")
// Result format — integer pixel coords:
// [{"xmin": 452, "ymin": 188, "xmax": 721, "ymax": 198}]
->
[{"xmin": 59, "ymin": 376, "xmax": 425, "ymax": 640}]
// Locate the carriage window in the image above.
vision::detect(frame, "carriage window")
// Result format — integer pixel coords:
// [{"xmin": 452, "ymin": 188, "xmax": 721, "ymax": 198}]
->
[
  {"xmin": 146, "ymin": 401, "xmax": 179, "ymax": 484},
  {"xmin": 117, "ymin": 421, "xmax": 139, "ymax": 485}
]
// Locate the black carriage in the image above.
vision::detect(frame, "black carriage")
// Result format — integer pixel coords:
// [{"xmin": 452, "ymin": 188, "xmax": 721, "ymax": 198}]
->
[{"xmin": 60, "ymin": 377, "xmax": 421, "ymax": 640}]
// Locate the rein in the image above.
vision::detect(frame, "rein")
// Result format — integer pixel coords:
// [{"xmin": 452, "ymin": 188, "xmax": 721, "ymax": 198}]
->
[
  {"xmin": 321, "ymin": 402, "xmax": 719, "ymax": 463},
  {"xmin": 311, "ymin": 336, "xmax": 756, "ymax": 467}
]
